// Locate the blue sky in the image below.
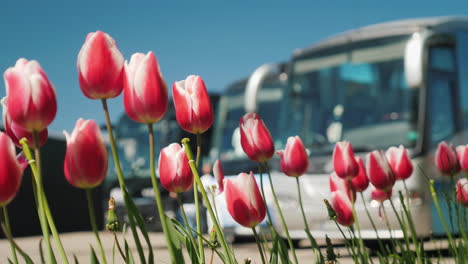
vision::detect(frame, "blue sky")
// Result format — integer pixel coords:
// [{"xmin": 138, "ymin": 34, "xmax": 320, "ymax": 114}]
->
[{"xmin": 1, "ymin": 0, "xmax": 467, "ymax": 133}]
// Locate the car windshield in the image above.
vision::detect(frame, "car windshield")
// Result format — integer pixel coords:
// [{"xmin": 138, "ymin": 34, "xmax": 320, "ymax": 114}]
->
[{"xmin": 283, "ymin": 36, "xmax": 419, "ymax": 155}]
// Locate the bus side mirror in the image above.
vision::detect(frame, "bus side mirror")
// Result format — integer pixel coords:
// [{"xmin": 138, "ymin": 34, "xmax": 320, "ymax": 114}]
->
[{"xmin": 404, "ymin": 32, "xmax": 429, "ymax": 88}]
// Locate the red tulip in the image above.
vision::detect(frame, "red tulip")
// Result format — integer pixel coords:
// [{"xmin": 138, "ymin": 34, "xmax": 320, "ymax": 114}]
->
[
  {"xmin": 239, "ymin": 113, "xmax": 274, "ymax": 162},
  {"xmin": 213, "ymin": 160, "xmax": 224, "ymax": 193},
  {"xmin": 2, "ymin": 98, "xmax": 48, "ymax": 148},
  {"xmin": 329, "ymin": 172, "xmax": 355, "ymax": 202},
  {"xmin": 63, "ymin": 119, "xmax": 108, "ymax": 189},
  {"xmin": 224, "ymin": 171, "xmax": 266, "ymax": 228},
  {"xmin": 331, "ymin": 191, "xmax": 354, "ymax": 226},
  {"xmin": 0, "ymin": 132, "xmax": 24, "ymax": 206},
  {"xmin": 456, "ymin": 178, "xmax": 468, "ymax": 207},
  {"xmin": 3, "ymin": 58, "xmax": 57, "ymax": 132},
  {"xmin": 277, "ymin": 136, "xmax": 309, "ymax": 177},
  {"xmin": 456, "ymin": 145, "xmax": 468, "ymax": 174},
  {"xmin": 435, "ymin": 141, "xmax": 460, "ymax": 176},
  {"xmin": 158, "ymin": 143, "xmax": 193, "ymax": 193},
  {"xmin": 123, "ymin": 52, "xmax": 168, "ymax": 124},
  {"xmin": 172, "ymin": 75, "xmax": 213, "ymax": 134},
  {"xmin": 366, "ymin": 151, "xmax": 395, "ymax": 192},
  {"xmin": 371, "ymin": 188, "xmax": 392, "ymax": 203},
  {"xmin": 333, "ymin": 141, "xmax": 359, "ymax": 180},
  {"xmin": 386, "ymin": 145, "xmax": 413, "ymax": 181},
  {"xmin": 351, "ymin": 157, "xmax": 369, "ymax": 192},
  {"xmin": 77, "ymin": 31, "xmax": 124, "ymax": 99}
]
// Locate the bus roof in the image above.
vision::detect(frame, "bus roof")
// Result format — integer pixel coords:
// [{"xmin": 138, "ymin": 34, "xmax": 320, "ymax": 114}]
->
[{"xmin": 295, "ymin": 16, "xmax": 468, "ymax": 58}]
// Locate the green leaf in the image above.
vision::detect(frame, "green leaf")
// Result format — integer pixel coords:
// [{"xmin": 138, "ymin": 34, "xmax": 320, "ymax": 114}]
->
[
  {"xmin": 164, "ymin": 214, "xmax": 186, "ymax": 263},
  {"xmin": 269, "ymin": 237, "xmax": 278, "ymax": 264},
  {"xmin": 125, "ymin": 240, "xmax": 135, "ymax": 264},
  {"xmin": 7, "ymin": 258, "xmax": 13, "ymax": 264},
  {"xmin": 73, "ymin": 254, "xmax": 79, "ymax": 264},
  {"xmin": 305, "ymin": 228, "xmax": 324, "ymax": 263},
  {"xmin": 275, "ymin": 233, "xmax": 290, "ymax": 264},
  {"xmin": 90, "ymin": 245, "xmax": 100, "ymax": 264}
]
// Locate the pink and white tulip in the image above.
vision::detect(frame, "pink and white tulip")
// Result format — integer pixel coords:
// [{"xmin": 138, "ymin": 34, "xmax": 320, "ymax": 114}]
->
[
  {"xmin": 456, "ymin": 178, "xmax": 468, "ymax": 207},
  {"xmin": 277, "ymin": 136, "xmax": 309, "ymax": 177},
  {"xmin": 330, "ymin": 172, "xmax": 355, "ymax": 202},
  {"xmin": 371, "ymin": 188, "xmax": 392, "ymax": 203},
  {"xmin": 456, "ymin": 145, "xmax": 468, "ymax": 174},
  {"xmin": 3, "ymin": 58, "xmax": 57, "ymax": 132},
  {"xmin": 435, "ymin": 141, "xmax": 460, "ymax": 176},
  {"xmin": 366, "ymin": 151, "xmax": 395, "ymax": 192},
  {"xmin": 77, "ymin": 31, "xmax": 124, "ymax": 99},
  {"xmin": 123, "ymin": 52, "xmax": 168, "ymax": 123},
  {"xmin": 331, "ymin": 190, "xmax": 354, "ymax": 226},
  {"xmin": 63, "ymin": 119, "xmax": 108, "ymax": 189},
  {"xmin": 351, "ymin": 157, "xmax": 369, "ymax": 192},
  {"xmin": 224, "ymin": 171, "xmax": 266, "ymax": 228},
  {"xmin": 213, "ymin": 160, "xmax": 224, "ymax": 193},
  {"xmin": 239, "ymin": 113, "xmax": 274, "ymax": 162},
  {"xmin": 0, "ymin": 132, "xmax": 24, "ymax": 206},
  {"xmin": 386, "ymin": 145, "xmax": 413, "ymax": 181},
  {"xmin": 158, "ymin": 143, "xmax": 193, "ymax": 193},
  {"xmin": 172, "ymin": 75, "xmax": 213, "ymax": 134},
  {"xmin": 333, "ymin": 141, "xmax": 359, "ymax": 180}
]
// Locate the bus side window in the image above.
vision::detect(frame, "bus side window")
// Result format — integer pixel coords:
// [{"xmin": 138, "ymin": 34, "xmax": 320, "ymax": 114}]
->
[
  {"xmin": 428, "ymin": 46, "xmax": 457, "ymax": 146},
  {"xmin": 456, "ymin": 32, "xmax": 468, "ymax": 132}
]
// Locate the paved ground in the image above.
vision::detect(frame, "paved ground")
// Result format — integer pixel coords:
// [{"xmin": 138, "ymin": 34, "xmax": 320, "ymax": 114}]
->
[{"xmin": 0, "ymin": 232, "xmax": 456, "ymax": 263}]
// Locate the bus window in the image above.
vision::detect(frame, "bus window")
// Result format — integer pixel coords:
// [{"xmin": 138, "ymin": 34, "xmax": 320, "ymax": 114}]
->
[
  {"xmin": 428, "ymin": 47, "xmax": 457, "ymax": 145},
  {"xmin": 456, "ymin": 32, "xmax": 468, "ymax": 129}
]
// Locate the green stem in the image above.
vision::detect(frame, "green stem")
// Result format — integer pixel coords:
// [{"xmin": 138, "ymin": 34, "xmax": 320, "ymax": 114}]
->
[
  {"xmin": 101, "ymin": 99, "xmax": 147, "ymax": 264},
  {"xmin": 430, "ymin": 180, "xmax": 457, "ymax": 254},
  {"xmin": 347, "ymin": 179, "xmax": 367, "ymax": 262},
  {"xmin": 263, "ymin": 163, "xmax": 299, "ymax": 264},
  {"xmin": 177, "ymin": 193, "xmax": 198, "ymax": 249},
  {"xmin": 33, "ymin": 132, "xmax": 69, "ymax": 264},
  {"xmin": 252, "ymin": 228, "xmax": 267, "ymax": 264},
  {"xmin": 450, "ymin": 175, "xmax": 468, "ymax": 241},
  {"xmin": 381, "ymin": 203, "xmax": 400, "ymax": 253},
  {"xmin": 113, "ymin": 232, "xmax": 126, "ymax": 262},
  {"xmin": 182, "ymin": 138, "xmax": 236, "ymax": 264},
  {"xmin": 397, "ymin": 190, "xmax": 422, "ymax": 264},
  {"xmin": 2, "ymin": 206, "xmax": 18, "ymax": 264},
  {"xmin": 86, "ymin": 189, "xmax": 107, "ymax": 264},
  {"xmin": 257, "ymin": 164, "xmax": 274, "ymax": 254},
  {"xmin": 360, "ymin": 192, "xmax": 386, "ymax": 254},
  {"xmin": 194, "ymin": 133, "xmax": 205, "ymax": 263},
  {"xmin": 19, "ymin": 138, "xmax": 56, "ymax": 264},
  {"xmin": 334, "ymin": 222, "xmax": 356, "ymax": 260},
  {"xmin": 148, "ymin": 123, "xmax": 181, "ymax": 263},
  {"xmin": 388, "ymin": 197, "xmax": 411, "ymax": 252}
]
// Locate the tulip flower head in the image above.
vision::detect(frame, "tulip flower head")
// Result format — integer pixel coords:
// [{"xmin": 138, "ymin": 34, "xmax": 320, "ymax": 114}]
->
[
  {"xmin": 456, "ymin": 145, "xmax": 468, "ymax": 174},
  {"xmin": 213, "ymin": 160, "xmax": 224, "ymax": 193},
  {"xmin": 371, "ymin": 188, "xmax": 392, "ymax": 203},
  {"xmin": 329, "ymin": 172, "xmax": 355, "ymax": 202},
  {"xmin": 435, "ymin": 141, "xmax": 460, "ymax": 176},
  {"xmin": 331, "ymin": 190, "xmax": 354, "ymax": 226},
  {"xmin": 386, "ymin": 145, "xmax": 413, "ymax": 181},
  {"xmin": 158, "ymin": 143, "xmax": 193, "ymax": 193},
  {"xmin": 224, "ymin": 172, "xmax": 266, "ymax": 228},
  {"xmin": 239, "ymin": 113, "xmax": 275, "ymax": 162},
  {"xmin": 456, "ymin": 178, "xmax": 468, "ymax": 207},
  {"xmin": 333, "ymin": 141, "xmax": 359, "ymax": 180},
  {"xmin": 3, "ymin": 58, "xmax": 57, "ymax": 132},
  {"xmin": 277, "ymin": 136, "xmax": 309, "ymax": 177},
  {"xmin": 0, "ymin": 132, "xmax": 24, "ymax": 206},
  {"xmin": 172, "ymin": 75, "xmax": 214, "ymax": 134},
  {"xmin": 63, "ymin": 119, "xmax": 108, "ymax": 189},
  {"xmin": 77, "ymin": 31, "xmax": 124, "ymax": 99},
  {"xmin": 123, "ymin": 52, "xmax": 168, "ymax": 124},
  {"xmin": 2, "ymin": 98, "xmax": 48, "ymax": 148},
  {"xmin": 351, "ymin": 157, "xmax": 369, "ymax": 192},
  {"xmin": 366, "ymin": 150, "xmax": 395, "ymax": 192}
]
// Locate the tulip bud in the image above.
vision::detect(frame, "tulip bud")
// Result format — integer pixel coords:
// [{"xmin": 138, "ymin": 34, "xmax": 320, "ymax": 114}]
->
[
  {"xmin": 3, "ymin": 58, "xmax": 57, "ymax": 132},
  {"xmin": 172, "ymin": 75, "xmax": 214, "ymax": 134},
  {"xmin": 63, "ymin": 119, "xmax": 108, "ymax": 189},
  {"xmin": 366, "ymin": 150, "xmax": 395, "ymax": 192},
  {"xmin": 435, "ymin": 141, "xmax": 460, "ymax": 176},
  {"xmin": 371, "ymin": 188, "xmax": 392, "ymax": 203},
  {"xmin": 456, "ymin": 145, "xmax": 468, "ymax": 174},
  {"xmin": 77, "ymin": 31, "xmax": 124, "ymax": 99},
  {"xmin": 0, "ymin": 132, "xmax": 23, "ymax": 206},
  {"xmin": 106, "ymin": 197, "xmax": 120, "ymax": 232},
  {"xmin": 456, "ymin": 178, "xmax": 468, "ymax": 207},
  {"xmin": 158, "ymin": 143, "xmax": 193, "ymax": 193},
  {"xmin": 123, "ymin": 52, "xmax": 168, "ymax": 124},
  {"xmin": 332, "ymin": 141, "xmax": 359, "ymax": 180},
  {"xmin": 213, "ymin": 160, "xmax": 224, "ymax": 193},
  {"xmin": 329, "ymin": 172, "xmax": 355, "ymax": 202},
  {"xmin": 351, "ymin": 157, "xmax": 369, "ymax": 192},
  {"xmin": 239, "ymin": 113, "xmax": 274, "ymax": 162},
  {"xmin": 224, "ymin": 171, "xmax": 266, "ymax": 228},
  {"xmin": 2, "ymin": 98, "xmax": 48, "ymax": 148},
  {"xmin": 386, "ymin": 145, "xmax": 413, "ymax": 181},
  {"xmin": 277, "ymin": 136, "xmax": 309, "ymax": 177},
  {"xmin": 330, "ymin": 191, "xmax": 354, "ymax": 226}
]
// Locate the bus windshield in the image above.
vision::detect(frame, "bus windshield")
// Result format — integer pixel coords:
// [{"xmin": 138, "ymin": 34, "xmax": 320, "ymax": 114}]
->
[{"xmin": 284, "ymin": 37, "xmax": 419, "ymax": 155}]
